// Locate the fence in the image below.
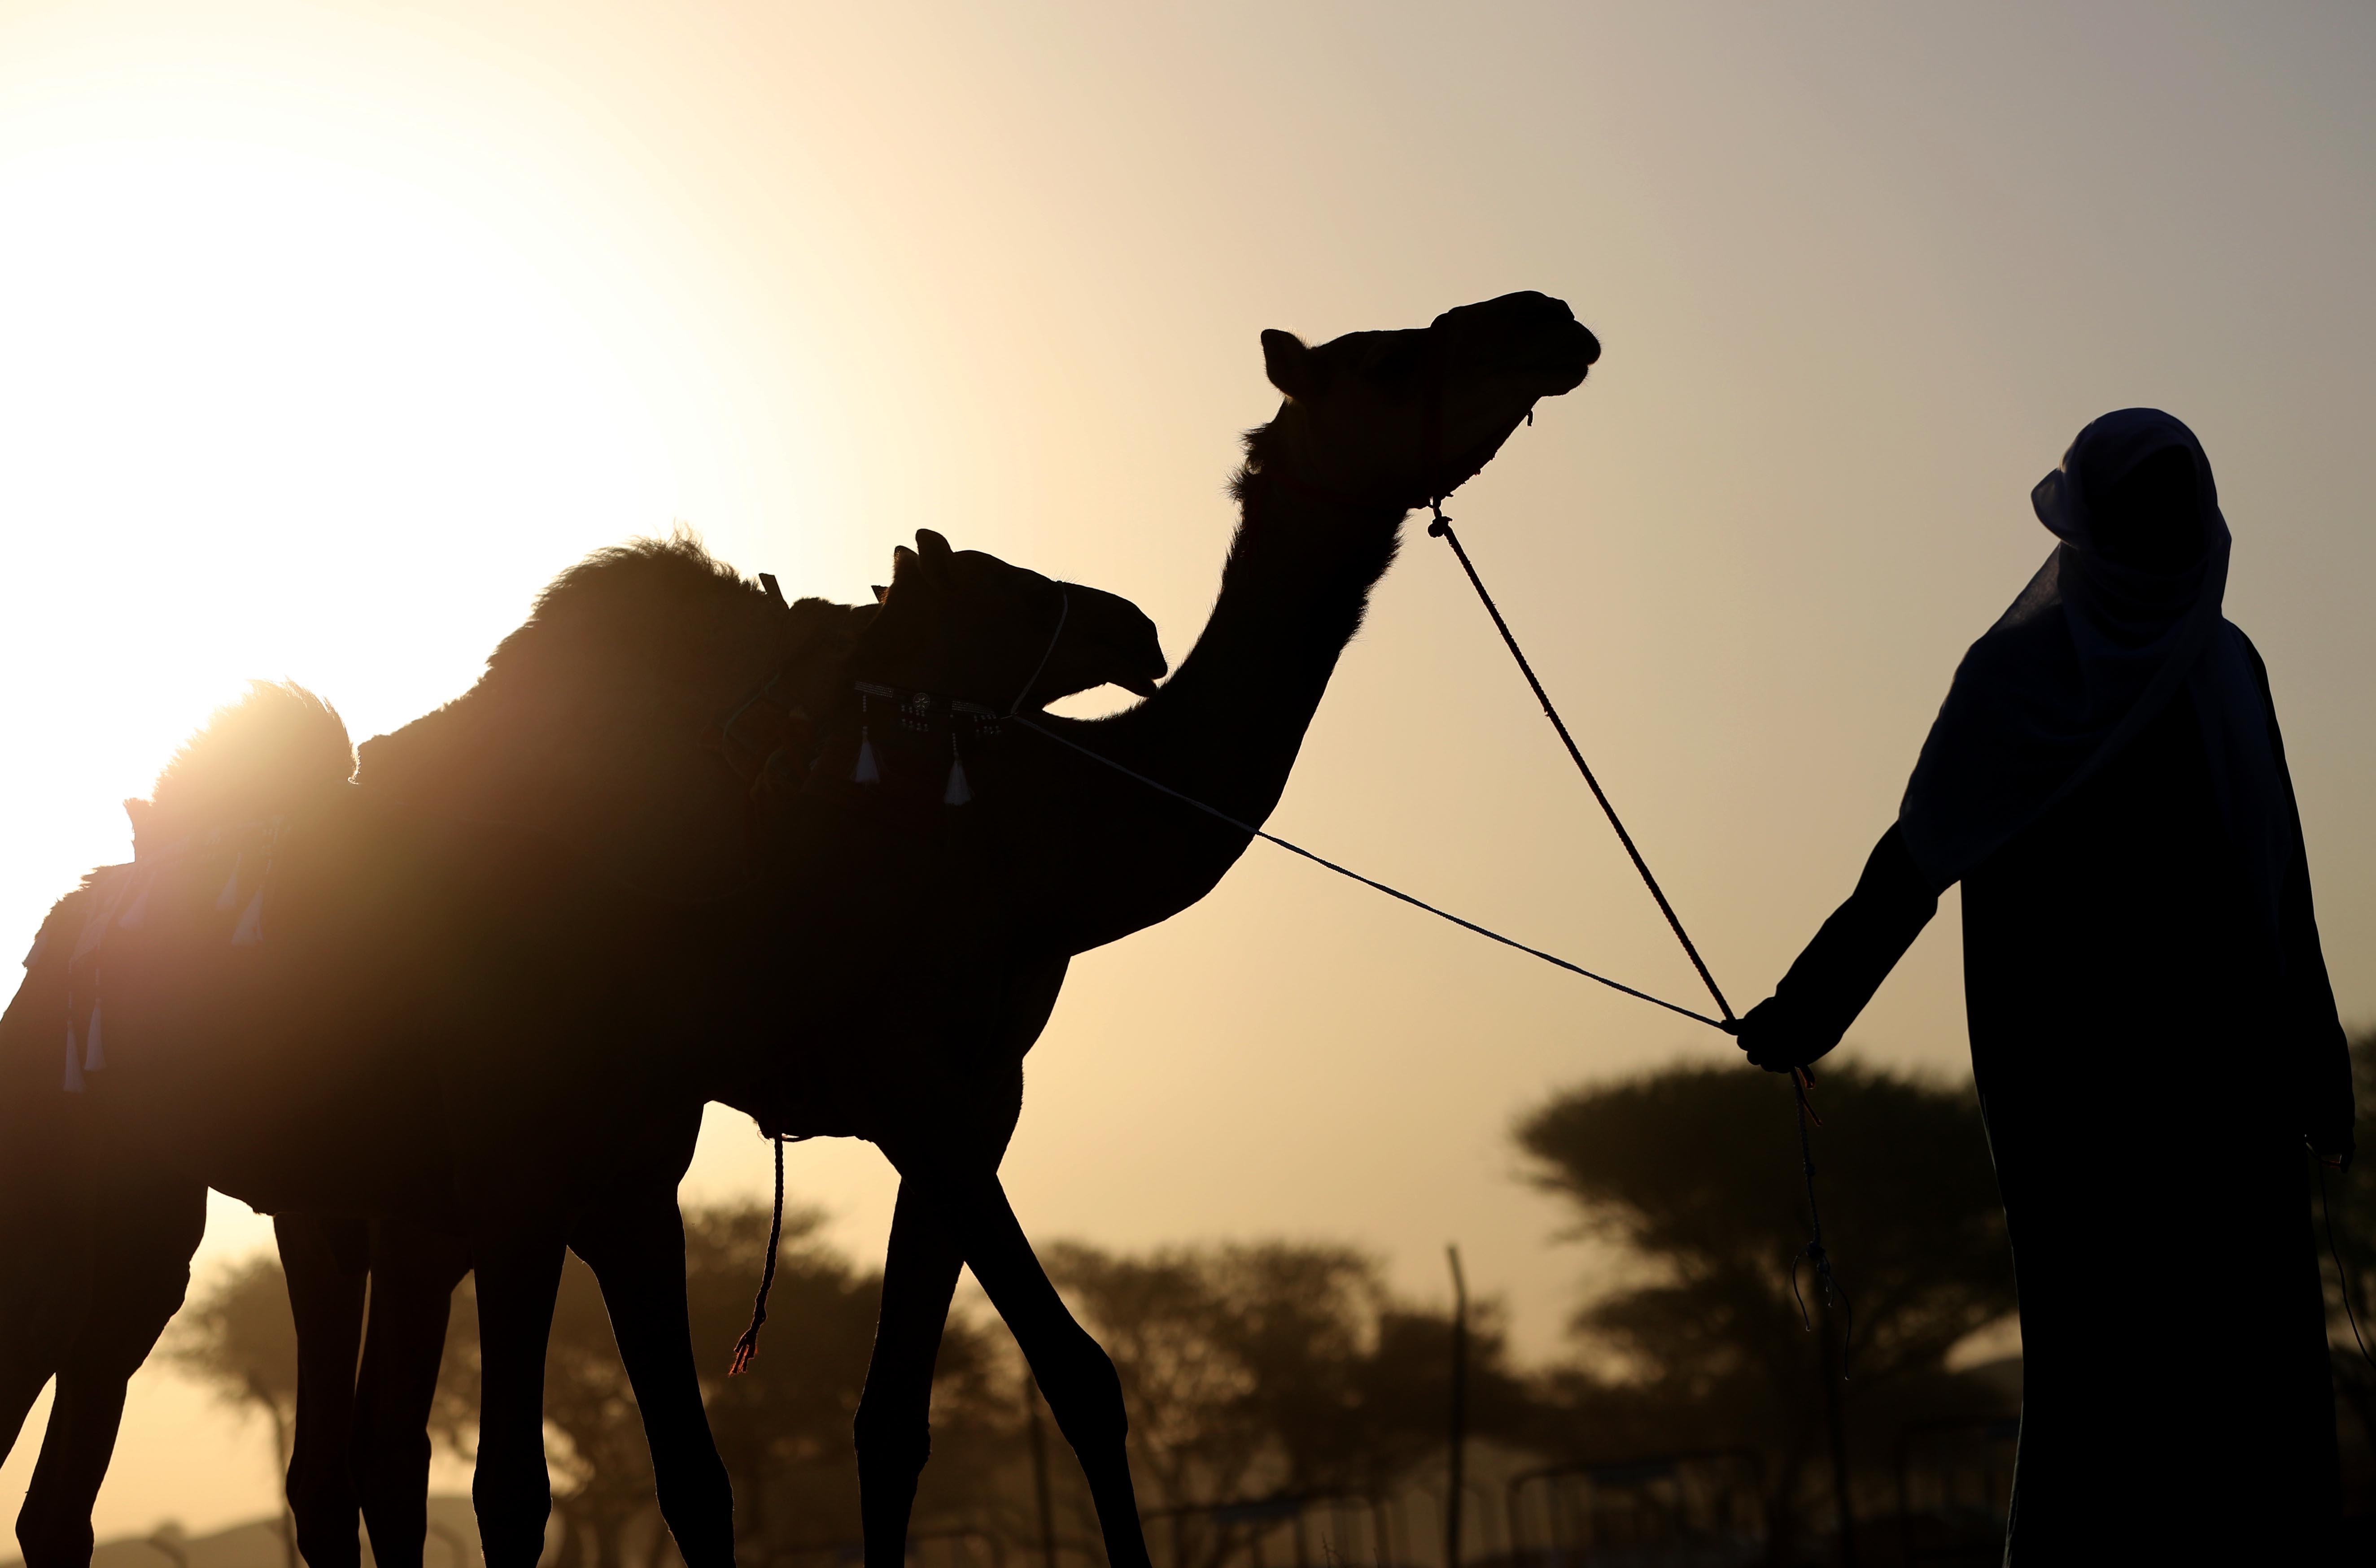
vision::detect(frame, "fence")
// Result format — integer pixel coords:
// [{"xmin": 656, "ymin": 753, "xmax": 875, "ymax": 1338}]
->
[
  {"xmin": 1892, "ymin": 1418, "xmax": 2018, "ymax": 1566},
  {"xmin": 1503, "ymin": 1450, "xmax": 1765, "ymax": 1568}
]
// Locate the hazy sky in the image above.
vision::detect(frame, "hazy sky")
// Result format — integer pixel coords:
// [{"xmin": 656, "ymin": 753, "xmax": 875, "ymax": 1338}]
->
[{"xmin": 3, "ymin": 0, "xmax": 2371, "ymax": 1538}]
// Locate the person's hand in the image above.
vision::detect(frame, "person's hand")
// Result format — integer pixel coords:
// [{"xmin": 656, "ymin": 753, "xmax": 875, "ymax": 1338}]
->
[{"xmin": 1730, "ymin": 995, "xmax": 1830, "ymax": 1074}]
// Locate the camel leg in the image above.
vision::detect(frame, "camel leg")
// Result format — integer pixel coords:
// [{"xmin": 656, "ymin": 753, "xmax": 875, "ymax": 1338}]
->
[
  {"xmin": 468, "ymin": 1227, "xmax": 566, "ymax": 1568},
  {"xmin": 277, "ymin": 1215, "xmax": 371, "ymax": 1568},
  {"xmin": 17, "ymin": 1368, "xmax": 128, "ymax": 1568},
  {"xmin": 0, "ymin": 1236, "xmax": 77, "ymax": 1471},
  {"xmin": 16, "ymin": 1173, "xmax": 205, "ymax": 1568},
  {"xmin": 949, "ymin": 1176, "xmax": 1149, "ymax": 1568},
  {"xmin": 854, "ymin": 1179, "xmax": 965, "ymax": 1568},
  {"xmin": 568, "ymin": 1196, "xmax": 734, "ymax": 1568},
  {"xmin": 354, "ymin": 1220, "xmax": 469, "ymax": 1568}
]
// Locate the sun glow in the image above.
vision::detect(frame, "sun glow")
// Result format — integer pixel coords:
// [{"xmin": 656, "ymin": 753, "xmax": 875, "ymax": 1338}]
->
[{"xmin": 0, "ymin": 137, "xmax": 685, "ymax": 916}]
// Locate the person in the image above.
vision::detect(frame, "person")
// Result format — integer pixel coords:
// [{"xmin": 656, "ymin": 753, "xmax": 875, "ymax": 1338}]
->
[{"xmin": 1733, "ymin": 409, "xmax": 2352, "ymax": 1559}]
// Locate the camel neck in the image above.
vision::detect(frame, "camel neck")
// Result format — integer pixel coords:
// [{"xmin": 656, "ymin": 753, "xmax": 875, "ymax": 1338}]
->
[
  {"xmin": 1006, "ymin": 457, "xmax": 1407, "ymax": 955},
  {"xmin": 1147, "ymin": 463, "xmax": 1402, "ymax": 762}
]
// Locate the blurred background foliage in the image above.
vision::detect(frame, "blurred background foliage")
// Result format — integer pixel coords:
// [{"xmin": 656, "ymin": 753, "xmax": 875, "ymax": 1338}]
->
[{"xmin": 169, "ymin": 1046, "xmax": 2376, "ymax": 1568}]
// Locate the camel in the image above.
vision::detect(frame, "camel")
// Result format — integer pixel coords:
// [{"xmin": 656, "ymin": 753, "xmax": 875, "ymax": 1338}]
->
[
  {"xmin": 267, "ymin": 529, "xmax": 1166, "ymax": 1568},
  {"xmin": 292, "ymin": 291, "xmax": 1599, "ymax": 1568},
  {"xmin": 0, "ymin": 539, "xmax": 1164, "ymax": 1568},
  {"xmin": 5, "ymin": 291, "xmax": 1597, "ymax": 1568}
]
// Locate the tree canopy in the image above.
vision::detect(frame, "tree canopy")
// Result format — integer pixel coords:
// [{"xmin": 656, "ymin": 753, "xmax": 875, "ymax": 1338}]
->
[{"xmin": 1516, "ymin": 1057, "xmax": 2018, "ymax": 1551}]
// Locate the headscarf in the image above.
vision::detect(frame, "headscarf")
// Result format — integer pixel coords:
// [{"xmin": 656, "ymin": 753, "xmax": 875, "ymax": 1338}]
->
[{"xmin": 1897, "ymin": 409, "xmax": 2292, "ymax": 937}]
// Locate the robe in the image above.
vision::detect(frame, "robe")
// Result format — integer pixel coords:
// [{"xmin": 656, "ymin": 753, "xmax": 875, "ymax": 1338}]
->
[{"xmin": 1758, "ymin": 639, "xmax": 2348, "ymax": 1560}]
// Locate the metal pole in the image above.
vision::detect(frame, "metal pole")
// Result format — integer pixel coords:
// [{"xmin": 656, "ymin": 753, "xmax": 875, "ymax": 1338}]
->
[
  {"xmin": 1027, "ymin": 1372, "xmax": 1060, "ymax": 1568},
  {"xmin": 1445, "ymin": 1246, "xmax": 1469, "ymax": 1568}
]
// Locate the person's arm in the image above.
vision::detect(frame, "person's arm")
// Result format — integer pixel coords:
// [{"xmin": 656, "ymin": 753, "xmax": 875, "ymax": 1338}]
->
[
  {"xmin": 2245, "ymin": 638, "xmax": 2354, "ymax": 1166},
  {"xmin": 1734, "ymin": 824, "xmax": 1939, "ymax": 1072}
]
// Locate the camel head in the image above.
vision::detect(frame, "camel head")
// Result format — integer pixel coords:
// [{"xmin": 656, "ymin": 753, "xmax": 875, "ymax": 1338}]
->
[
  {"xmin": 856, "ymin": 529, "xmax": 1167, "ymax": 709},
  {"xmin": 1252, "ymin": 291, "xmax": 1599, "ymax": 510}
]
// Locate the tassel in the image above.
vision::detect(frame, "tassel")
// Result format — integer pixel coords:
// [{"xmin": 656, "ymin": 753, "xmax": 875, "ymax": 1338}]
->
[
  {"xmin": 83, "ymin": 1005, "xmax": 105, "ymax": 1071},
  {"xmin": 215, "ymin": 855, "xmax": 244, "ymax": 912},
  {"xmin": 117, "ymin": 887, "xmax": 149, "ymax": 931},
  {"xmin": 852, "ymin": 731, "xmax": 881, "ymax": 785},
  {"xmin": 943, "ymin": 748, "xmax": 973, "ymax": 807},
  {"xmin": 63, "ymin": 1029, "xmax": 85, "ymax": 1093},
  {"xmin": 231, "ymin": 889, "xmax": 266, "ymax": 947}
]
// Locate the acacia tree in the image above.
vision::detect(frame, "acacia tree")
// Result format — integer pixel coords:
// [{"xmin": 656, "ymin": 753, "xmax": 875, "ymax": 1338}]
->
[
  {"xmin": 681, "ymin": 1199, "xmax": 1011, "ymax": 1556},
  {"xmin": 428, "ymin": 1198, "xmax": 1011, "ymax": 1565},
  {"xmin": 1044, "ymin": 1238, "xmax": 1530, "ymax": 1568},
  {"xmin": 1515, "ymin": 1058, "xmax": 2017, "ymax": 1561}
]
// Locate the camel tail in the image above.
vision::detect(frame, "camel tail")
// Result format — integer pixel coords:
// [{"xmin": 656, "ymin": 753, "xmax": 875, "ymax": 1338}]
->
[{"xmin": 136, "ymin": 680, "xmax": 354, "ymax": 843}]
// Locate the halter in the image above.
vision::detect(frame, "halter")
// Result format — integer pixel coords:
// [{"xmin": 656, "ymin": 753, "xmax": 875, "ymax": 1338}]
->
[{"xmin": 1008, "ymin": 584, "xmax": 1070, "ymax": 717}]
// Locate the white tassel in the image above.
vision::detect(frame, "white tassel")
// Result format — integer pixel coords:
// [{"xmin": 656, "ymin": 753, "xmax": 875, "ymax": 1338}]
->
[
  {"xmin": 83, "ymin": 1005, "xmax": 105, "ymax": 1071},
  {"xmin": 215, "ymin": 855, "xmax": 244, "ymax": 912},
  {"xmin": 63, "ymin": 1029, "xmax": 84, "ymax": 1093},
  {"xmin": 853, "ymin": 732, "xmax": 881, "ymax": 784},
  {"xmin": 231, "ymin": 889, "xmax": 266, "ymax": 947},
  {"xmin": 943, "ymin": 755, "xmax": 972, "ymax": 806},
  {"xmin": 117, "ymin": 887, "xmax": 149, "ymax": 931}
]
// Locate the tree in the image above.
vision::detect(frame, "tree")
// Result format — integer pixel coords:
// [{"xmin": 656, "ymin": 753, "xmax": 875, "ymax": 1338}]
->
[
  {"xmin": 169, "ymin": 1254, "xmax": 303, "ymax": 1568},
  {"xmin": 1044, "ymin": 1238, "xmax": 1530, "ymax": 1567},
  {"xmin": 426, "ymin": 1198, "xmax": 1012, "ymax": 1564},
  {"xmin": 680, "ymin": 1199, "xmax": 1011, "ymax": 1556},
  {"xmin": 1515, "ymin": 1058, "xmax": 2017, "ymax": 1560}
]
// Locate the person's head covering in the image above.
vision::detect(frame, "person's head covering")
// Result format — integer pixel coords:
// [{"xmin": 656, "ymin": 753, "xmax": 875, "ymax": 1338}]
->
[{"xmin": 1898, "ymin": 409, "xmax": 2290, "ymax": 931}]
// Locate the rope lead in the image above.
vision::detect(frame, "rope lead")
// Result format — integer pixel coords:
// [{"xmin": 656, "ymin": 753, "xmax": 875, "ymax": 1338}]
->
[
  {"xmin": 1427, "ymin": 501, "xmax": 1733, "ymax": 1024},
  {"xmin": 1426, "ymin": 500, "xmax": 1850, "ymax": 1378}
]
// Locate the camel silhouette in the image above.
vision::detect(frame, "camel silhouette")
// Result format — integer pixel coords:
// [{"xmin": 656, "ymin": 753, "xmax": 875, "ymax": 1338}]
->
[
  {"xmin": 0, "ymin": 538, "xmax": 1163, "ymax": 1568},
  {"xmin": 0, "ymin": 291, "xmax": 1597, "ymax": 1568}
]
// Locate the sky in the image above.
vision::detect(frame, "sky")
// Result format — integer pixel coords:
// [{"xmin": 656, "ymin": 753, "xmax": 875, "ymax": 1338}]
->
[{"xmin": 2, "ymin": 0, "xmax": 2371, "ymax": 1541}]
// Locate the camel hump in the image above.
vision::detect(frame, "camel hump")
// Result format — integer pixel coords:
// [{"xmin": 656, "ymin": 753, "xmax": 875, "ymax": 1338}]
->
[
  {"xmin": 358, "ymin": 531, "xmax": 865, "ymax": 804},
  {"xmin": 354, "ymin": 531, "xmax": 870, "ymax": 898},
  {"xmin": 138, "ymin": 681, "xmax": 353, "ymax": 844}
]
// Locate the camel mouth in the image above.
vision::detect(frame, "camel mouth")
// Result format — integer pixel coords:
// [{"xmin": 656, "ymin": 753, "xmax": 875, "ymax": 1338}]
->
[
  {"xmin": 1520, "ymin": 317, "xmax": 1599, "ymax": 395},
  {"xmin": 1431, "ymin": 292, "xmax": 1600, "ymax": 395}
]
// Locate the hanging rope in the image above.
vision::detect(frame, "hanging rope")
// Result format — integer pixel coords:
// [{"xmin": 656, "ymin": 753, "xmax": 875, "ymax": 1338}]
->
[
  {"xmin": 728, "ymin": 1132, "xmax": 789, "ymax": 1375},
  {"xmin": 2316, "ymin": 1156, "xmax": 2376, "ymax": 1375},
  {"xmin": 1787, "ymin": 1072, "xmax": 1855, "ymax": 1374}
]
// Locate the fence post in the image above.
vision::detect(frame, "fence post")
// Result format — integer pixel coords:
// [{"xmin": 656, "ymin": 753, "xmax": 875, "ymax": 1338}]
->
[{"xmin": 1445, "ymin": 1246, "xmax": 1469, "ymax": 1568}]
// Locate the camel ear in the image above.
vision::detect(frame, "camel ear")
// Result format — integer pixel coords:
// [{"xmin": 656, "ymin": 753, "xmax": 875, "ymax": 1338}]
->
[
  {"xmin": 914, "ymin": 529, "xmax": 954, "ymax": 570},
  {"xmin": 1262, "ymin": 330, "xmax": 1323, "ymax": 400},
  {"xmin": 870, "ymin": 584, "xmax": 889, "ymax": 604}
]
